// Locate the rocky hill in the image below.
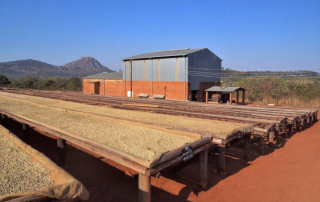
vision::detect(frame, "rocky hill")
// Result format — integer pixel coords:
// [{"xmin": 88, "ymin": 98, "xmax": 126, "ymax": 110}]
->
[{"xmin": 0, "ymin": 57, "xmax": 113, "ymax": 77}]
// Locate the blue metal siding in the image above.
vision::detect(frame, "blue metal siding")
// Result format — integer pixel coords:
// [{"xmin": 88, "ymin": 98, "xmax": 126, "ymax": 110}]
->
[
  {"xmin": 123, "ymin": 61, "xmax": 130, "ymax": 80},
  {"xmin": 188, "ymin": 49, "xmax": 222, "ymax": 90},
  {"xmin": 132, "ymin": 60, "xmax": 144, "ymax": 81},
  {"xmin": 159, "ymin": 58, "xmax": 176, "ymax": 81},
  {"xmin": 145, "ymin": 59, "xmax": 157, "ymax": 81},
  {"xmin": 178, "ymin": 57, "xmax": 187, "ymax": 82}
]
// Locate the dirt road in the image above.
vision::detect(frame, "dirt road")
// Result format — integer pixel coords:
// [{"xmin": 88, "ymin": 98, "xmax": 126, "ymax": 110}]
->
[{"xmin": 4, "ymin": 116, "xmax": 320, "ymax": 202}]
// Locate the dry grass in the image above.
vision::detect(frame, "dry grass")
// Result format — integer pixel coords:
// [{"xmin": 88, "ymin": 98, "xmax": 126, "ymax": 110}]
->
[
  {"xmin": 257, "ymin": 96, "xmax": 320, "ymax": 108},
  {"xmin": 0, "ymin": 131, "xmax": 54, "ymax": 196}
]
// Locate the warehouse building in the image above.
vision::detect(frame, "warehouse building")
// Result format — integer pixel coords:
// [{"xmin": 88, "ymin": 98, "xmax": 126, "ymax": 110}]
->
[{"xmin": 83, "ymin": 48, "xmax": 222, "ymax": 101}]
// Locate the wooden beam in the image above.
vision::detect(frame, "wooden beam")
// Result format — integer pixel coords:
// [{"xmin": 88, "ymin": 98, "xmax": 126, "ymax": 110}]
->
[
  {"xmin": 57, "ymin": 138, "xmax": 67, "ymax": 167},
  {"xmin": 138, "ymin": 174, "xmax": 151, "ymax": 202},
  {"xmin": 244, "ymin": 134, "xmax": 251, "ymax": 161},
  {"xmin": 200, "ymin": 149, "xmax": 208, "ymax": 189}
]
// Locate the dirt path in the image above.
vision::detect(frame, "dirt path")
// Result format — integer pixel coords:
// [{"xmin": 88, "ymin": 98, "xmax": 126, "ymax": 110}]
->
[
  {"xmin": 194, "ymin": 120, "xmax": 320, "ymax": 202},
  {"xmin": 3, "ymin": 114, "xmax": 319, "ymax": 202}
]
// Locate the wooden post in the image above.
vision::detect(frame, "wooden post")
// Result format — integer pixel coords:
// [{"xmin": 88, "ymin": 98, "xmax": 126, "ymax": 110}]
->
[
  {"xmin": 244, "ymin": 134, "xmax": 251, "ymax": 161},
  {"xmin": 302, "ymin": 119, "xmax": 306, "ymax": 130},
  {"xmin": 282, "ymin": 122, "xmax": 287, "ymax": 138},
  {"xmin": 288, "ymin": 124, "xmax": 292, "ymax": 136},
  {"xmin": 22, "ymin": 123, "xmax": 30, "ymax": 144},
  {"xmin": 242, "ymin": 90, "xmax": 245, "ymax": 104},
  {"xmin": 259, "ymin": 136, "xmax": 265, "ymax": 155},
  {"xmin": 138, "ymin": 174, "xmax": 151, "ymax": 202},
  {"xmin": 268, "ymin": 131, "xmax": 275, "ymax": 146},
  {"xmin": 297, "ymin": 121, "xmax": 302, "ymax": 132},
  {"xmin": 205, "ymin": 92, "xmax": 208, "ymax": 104},
  {"xmin": 309, "ymin": 116, "xmax": 312, "ymax": 127},
  {"xmin": 218, "ymin": 146, "xmax": 226, "ymax": 174},
  {"xmin": 200, "ymin": 149, "xmax": 208, "ymax": 189},
  {"xmin": 229, "ymin": 92, "xmax": 232, "ymax": 105},
  {"xmin": 1, "ymin": 114, "xmax": 8, "ymax": 127},
  {"xmin": 57, "ymin": 138, "xmax": 67, "ymax": 167},
  {"xmin": 236, "ymin": 90, "xmax": 239, "ymax": 104}
]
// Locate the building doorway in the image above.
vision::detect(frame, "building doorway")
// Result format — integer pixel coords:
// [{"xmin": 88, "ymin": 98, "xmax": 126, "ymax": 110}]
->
[
  {"xmin": 90, "ymin": 82, "xmax": 100, "ymax": 94},
  {"xmin": 191, "ymin": 90, "xmax": 198, "ymax": 101}
]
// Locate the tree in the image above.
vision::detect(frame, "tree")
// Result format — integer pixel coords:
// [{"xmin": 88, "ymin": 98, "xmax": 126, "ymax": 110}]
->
[{"xmin": 0, "ymin": 75, "xmax": 11, "ymax": 86}]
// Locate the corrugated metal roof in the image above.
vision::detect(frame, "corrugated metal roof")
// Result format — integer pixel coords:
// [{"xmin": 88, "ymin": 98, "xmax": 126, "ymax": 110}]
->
[
  {"xmin": 205, "ymin": 86, "xmax": 245, "ymax": 92},
  {"xmin": 122, "ymin": 48, "xmax": 206, "ymax": 60},
  {"xmin": 82, "ymin": 72, "xmax": 123, "ymax": 80}
]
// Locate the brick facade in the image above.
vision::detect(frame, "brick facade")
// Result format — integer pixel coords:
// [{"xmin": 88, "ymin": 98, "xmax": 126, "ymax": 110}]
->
[{"xmin": 83, "ymin": 79, "xmax": 190, "ymax": 100}]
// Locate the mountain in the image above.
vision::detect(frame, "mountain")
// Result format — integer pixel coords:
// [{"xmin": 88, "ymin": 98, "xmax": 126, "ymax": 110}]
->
[
  {"xmin": 0, "ymin": 57, "xmax": 113, "ymax": 78},
  {"xmin": 64, "ymin": 57, "xmax": 111, "ymax": 71}
]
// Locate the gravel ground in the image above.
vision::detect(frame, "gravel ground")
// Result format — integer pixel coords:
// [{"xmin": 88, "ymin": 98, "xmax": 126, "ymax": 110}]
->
[
  {"xmin": 0, "ymin": 92, "xmax": 249, "ymax": 137},
  {"xmin": 0, "ymin": 95, "xmax": 195, "ymax": 161},
  {"xmin": 0, "ymin": 131, "xmax": 54, "ymax": 196}
]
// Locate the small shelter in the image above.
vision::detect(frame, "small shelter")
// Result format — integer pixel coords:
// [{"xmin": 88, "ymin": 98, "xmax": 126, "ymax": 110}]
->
[{"xmin": 205, "ymin": 86, "xmax": 246, "ymax": 104}]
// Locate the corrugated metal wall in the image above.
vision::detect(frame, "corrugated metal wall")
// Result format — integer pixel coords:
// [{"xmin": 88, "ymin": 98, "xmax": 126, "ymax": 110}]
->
[
  {"xmin": 123, "ymin": 57, "xmax": 188, "ymax": 82},
  {"xmin": 188, "ymin": 49, "xmax": 222, "ymax": 90},
  {"xmin": 132, "ymin": 60, "xmax": 144, "ymax": 81},
  {"xmin": 122, "ymin": 48, "xmax": 221, "ymax": 91}
]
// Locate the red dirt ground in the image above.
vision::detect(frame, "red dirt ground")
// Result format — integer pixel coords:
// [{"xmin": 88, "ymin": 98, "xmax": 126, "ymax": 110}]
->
[{"xmin": 4, "ymin": 117, "xmax": 320, "ymax": 202}]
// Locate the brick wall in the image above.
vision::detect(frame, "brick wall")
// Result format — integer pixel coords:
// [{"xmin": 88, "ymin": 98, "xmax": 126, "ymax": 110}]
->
[{"xmin": 83, "ymin": 79, "xmax": 189, "ymax": 100}]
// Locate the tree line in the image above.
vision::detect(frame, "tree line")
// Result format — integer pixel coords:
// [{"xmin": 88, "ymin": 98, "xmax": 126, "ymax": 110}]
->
[{"xmin": 0, "ymin": 75, "xmax": 82, "ymax": 91}]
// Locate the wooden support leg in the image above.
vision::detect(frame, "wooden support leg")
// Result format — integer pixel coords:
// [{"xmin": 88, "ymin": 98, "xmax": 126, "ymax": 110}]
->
[
  {"xmin": 259, "ymin": 136, "xmax": 265, "ymax": 155},
  {"xmin": 303, "ymin": 119, "xmax": 307, "ymax": 130},
  {"xmin": 244, "ymin": 135, "xmax": 251, "ymax": 161},
  {"xmin": 200, "ymin": 149, "xmax": 208, "ymax": 189},
  {"xmin": 268, "ymin": 131, "xmax": 275, "ymax": 146},
  {"xmin": 218, "ymin": 146, "xmax": 226, "ymax": 176},
  {"xmin": 288, "ymin": 125, "xmax": 292, "ymax": 136},
  {"xmin": 57, "ymin": 138, "xmax": 67, "ymax": 167},
  {"xmin": 22, "ymin": 123, "xmax": 30, "ymax": 144},
  {"xmin": 297, "ymin": 121, "xmax": 302, "ymax": 132},
  {"xmin": 1, "ymin": 114, "xmax": 8, "ymax": 127},
  {"xmin": 309, "ymin": 116, "xmax": 312, "ymax": 126},
  {"xmin": 138, "ymin": 174, "xmax": 151, "ymax": 202},
  {"xmin": 282, "ymin": 122, "xmax": 287, "ymax": 138}
]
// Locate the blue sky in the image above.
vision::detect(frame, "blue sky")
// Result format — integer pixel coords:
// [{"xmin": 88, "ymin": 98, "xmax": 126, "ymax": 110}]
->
[{"xmin": 0, "ymin": 0, "xmax": 319, "ymax": 72}]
